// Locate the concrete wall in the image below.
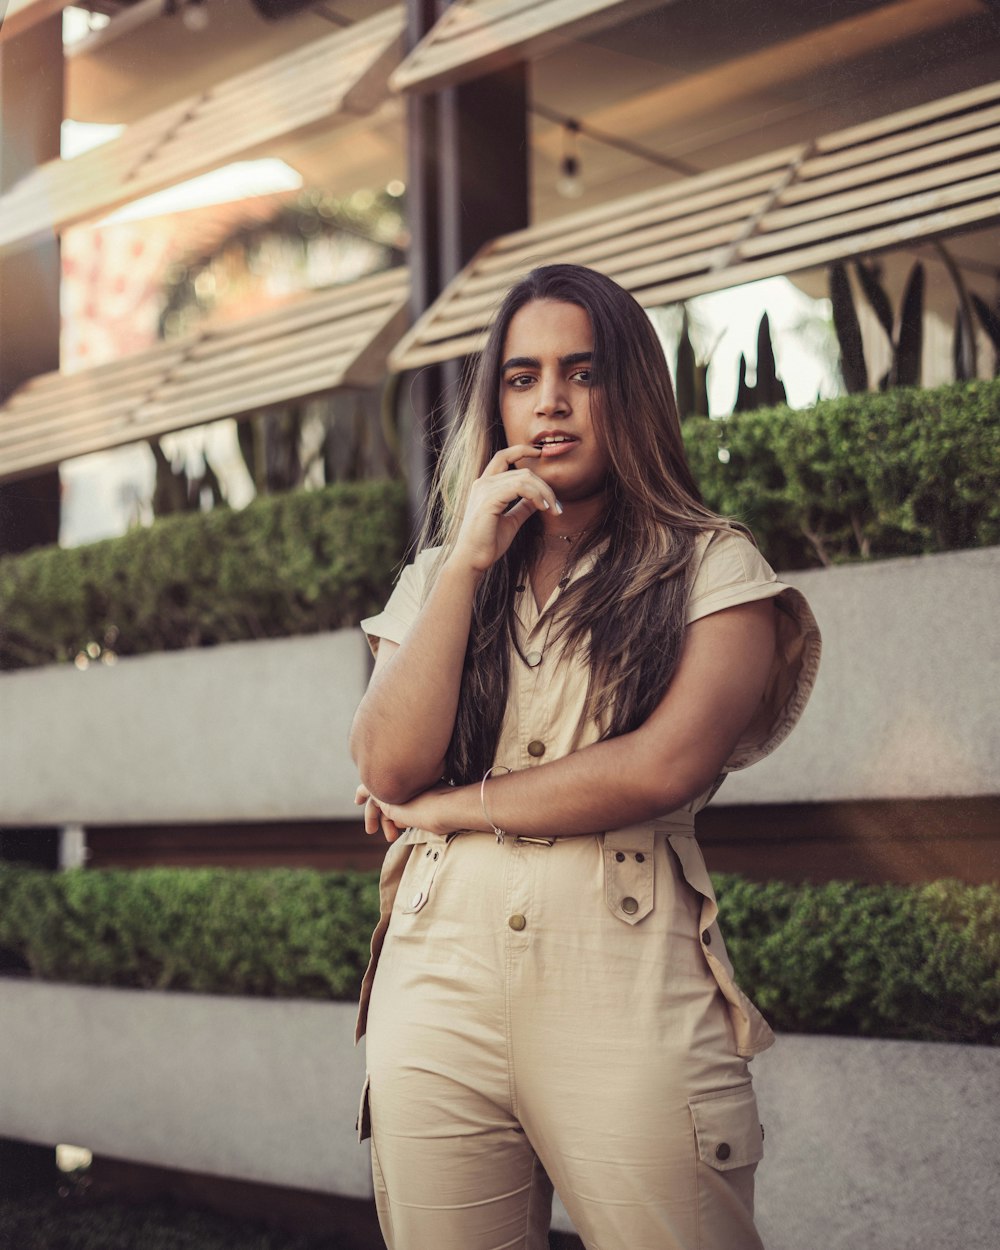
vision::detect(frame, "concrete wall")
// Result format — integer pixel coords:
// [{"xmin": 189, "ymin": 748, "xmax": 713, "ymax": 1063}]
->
[
  {"xmin": 0, "ymin": 629, "xmax": 369, "ymax": 825},
  {"xmin": 3, "ymin": 981, "xmax": 997, "ymax": 1249},
  {"xmin": 716, "ymin": 544, "xmax": 1000, "ymax": 805},
  {"xmin": 0, "ymin": 981, "xmax": 371, "ymax": 1198},
  {"xmin": 2, "ymin": 547, "xmax": 997, "ymax": 826}
]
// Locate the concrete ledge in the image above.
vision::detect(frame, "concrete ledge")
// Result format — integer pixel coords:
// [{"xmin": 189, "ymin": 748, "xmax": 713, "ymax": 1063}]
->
[
  {"xmin": 2, "ymin": 547, "xmax": 997, "ymax": 825},
  {"xmin": 717, "ymin": 544, "xmax": 1000, "ymax": 805},
  {"xmin": 0, "ymin": 980, "xmax": 371, "ymax": 1198},
  {"xmin": 3, "ymin": 980, "xmax": 997, "ymax": 1247},
  {"xmin": 0, "ymin": 630, "xmax": 370, "ymax": 825},
  {"xmin": 749, "ymin": 1033, "xmax": 1000, "ymax": 1250}
]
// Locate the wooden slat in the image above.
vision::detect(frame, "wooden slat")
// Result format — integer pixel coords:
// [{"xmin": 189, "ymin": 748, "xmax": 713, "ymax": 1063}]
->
[
  {"xmin": 0, "ymin": 7, "xmax": 403, "ymax": 257},
  {"xmin": 781, "ymin": 111, "xmax": 1000, "ymax": 209},
  {"xmin": 764, "ymin": 148, "xmax": 1000, "ymax": 235},
  {"xmin": 0, "ymin": 0, "xmax": 64, "ymax": 44},
  {"xmin": 391, "ymin": 77, "xmax": 1000, "ymax": 370},
  {"xmin": 0, "ymin": 269, "xmax": 409, "ymax": 483},
  {"xmin": 390, "ymin": 0, "xmax": 667, "ymax": 94}
]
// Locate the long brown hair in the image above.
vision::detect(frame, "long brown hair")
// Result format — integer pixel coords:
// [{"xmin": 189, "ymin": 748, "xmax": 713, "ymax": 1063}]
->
[{"xmin": 420, "ymin": 264, "xmax": 747, "ymax": 784}]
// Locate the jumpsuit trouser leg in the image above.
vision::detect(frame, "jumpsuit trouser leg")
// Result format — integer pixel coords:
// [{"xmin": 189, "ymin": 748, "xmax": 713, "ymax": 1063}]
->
[{"xmin": 363, "ymin": 829, "xmax": 765, "ymax": 1250}]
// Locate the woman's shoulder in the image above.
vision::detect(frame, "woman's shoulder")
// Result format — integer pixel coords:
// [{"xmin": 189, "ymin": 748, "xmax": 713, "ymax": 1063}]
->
[
  {"xmin": 407, "ymin": 544, "xmax": 446, "ymax": 587},
  {"xmin": 686, "ymin": 525, "xmax": 778, "ymax": 620},
  {"xmin": 691, "ymin": 523, "xmax": 766, "ymax": 572}
]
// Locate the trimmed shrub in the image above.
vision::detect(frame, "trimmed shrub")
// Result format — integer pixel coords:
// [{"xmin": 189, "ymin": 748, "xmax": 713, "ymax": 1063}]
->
[
  {"xmin": 0, "ymin": 480, "xmax": 408, "ymax": 671},
  {"xmin": 715, "ymin": 875, "xmax": 1000, "ymax": 1045},
  {"xmin": 0, "ymin": 865, "xmax": 997, "ymax": 1044},
  {"xmin": 0, "ymin": 865, "xmax": 379, "ymax": 1000},
  {"xmin": 683, "ymin": 378, "xmax": 1000, "ymax": 569}
]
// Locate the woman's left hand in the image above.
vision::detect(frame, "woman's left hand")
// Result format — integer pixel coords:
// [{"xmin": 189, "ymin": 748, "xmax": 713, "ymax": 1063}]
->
[{"xmin": 354, "ymin": 783, "xmax": 468, "ymax": 840}]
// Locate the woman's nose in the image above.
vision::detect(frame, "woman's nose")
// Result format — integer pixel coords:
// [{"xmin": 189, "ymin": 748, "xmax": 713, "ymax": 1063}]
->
[{"xmin": 534, "ymin": 375, "xmax": 569, "ymax": 415}]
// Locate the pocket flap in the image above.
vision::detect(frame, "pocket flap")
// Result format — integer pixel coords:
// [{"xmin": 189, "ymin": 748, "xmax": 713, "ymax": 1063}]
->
[
  {"xmin": 688, "ymin": 1082, "xmax": 764, "ymax": 1172},
  {"xmin": 603, "ymin": 829, "xmax": 655, "ymax": 925},
  {"xmin": 398, "ymin": 833, "xmax": 447, "ymax": 914},
  {"xmin": 356, "ymin": 1073, "xmax": 371, "ymax": 1143}
]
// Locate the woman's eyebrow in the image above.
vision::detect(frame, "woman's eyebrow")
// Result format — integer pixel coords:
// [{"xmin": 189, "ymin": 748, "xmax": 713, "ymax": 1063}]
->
[{"xmin": 500, "ymin": 351, "xmax": 592, "ymax": 371}]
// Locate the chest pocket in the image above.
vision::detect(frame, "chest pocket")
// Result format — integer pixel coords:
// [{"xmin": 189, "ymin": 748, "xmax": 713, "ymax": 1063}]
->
[
  {"xmin": 396, "ymin": 830, "xmax": 449, "ymax": 915},
  {"xmin": 603, "ymin": 828, "xmax": 655, "ymax": 924}
]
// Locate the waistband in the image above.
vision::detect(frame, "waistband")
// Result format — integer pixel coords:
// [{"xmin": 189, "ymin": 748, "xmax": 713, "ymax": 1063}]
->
[{"xmin": 421, "ymin": 812, "xmax": 697, "ymax": 849}]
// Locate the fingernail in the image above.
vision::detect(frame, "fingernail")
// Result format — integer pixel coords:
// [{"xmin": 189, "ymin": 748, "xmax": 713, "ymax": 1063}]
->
[
  {"xmin": 542, "ymin": 500, "xmax": 550, "ymax": 510},
  {"xmin": 555, "ymin": 499, "xmax": 564, "ymax": 515}
]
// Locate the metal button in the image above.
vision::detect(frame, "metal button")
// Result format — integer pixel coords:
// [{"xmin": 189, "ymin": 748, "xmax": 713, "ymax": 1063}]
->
[
  {"xmin": 515, "ymin": 584, "xmax": 526, "ymax": 592},
  {"xmin": 716, "ymin": 1142, "xmax": 731, "ymax": 1161},
  {"xmin": 525, "ymin": 650, "xmax": 543, "ymax": 667},
  {"xmin": 410, "ymin": 891, "xmax": 423, "ymax": 909},
  {"xmin": 558, "ymin": 576, "xmax": 570, "ymax": 588},
  {"xmin": 615, "ymin": 851, "xmax": 625, "ymax": 863},
  {"xmin": 508, "ymin": 914, "xmax": 527, "ymax": 931},
  {"xmin": 621, "ymin": 896, "xmax": 638, "ymax": 915},
  {"xmin": 702, "ymin": 929, "xmax": 712, "ymax": 945},
  {"xmin": 527, "ymin": 739, "xmax": 546, "ymax": 758},
  {"xmin": 635, "ymin": 852, "xmax": 645, "ymax": 863}
]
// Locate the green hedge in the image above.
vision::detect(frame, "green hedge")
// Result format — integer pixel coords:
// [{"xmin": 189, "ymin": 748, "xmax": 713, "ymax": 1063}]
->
[
  {"xmin": 1, "ymin": 865, "xmax": 997, "ymax": 1044},
  {"xmin": 683, "ymin": 379, "xmax": 1000, "ymax": 569},
  {"xmin": 0, "ymin": 480, "xmax": 408, "ymax": 671},
  {"xmin": 715, "ymin": 874, "xmax": 1000, "ymax": 1045}
]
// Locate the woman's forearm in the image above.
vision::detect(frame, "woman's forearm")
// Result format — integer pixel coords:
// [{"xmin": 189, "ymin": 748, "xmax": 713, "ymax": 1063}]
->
[
  {"xmin": 370, "ymin": 600, "xmax": 776, "ymax": 835},
  {"xmin": 431, "ymin": 729, "xmax": 708, "ymax": 838},
  {"xmin": 350, "ymin": 558, "xmax": 482, "ymax": 802}
]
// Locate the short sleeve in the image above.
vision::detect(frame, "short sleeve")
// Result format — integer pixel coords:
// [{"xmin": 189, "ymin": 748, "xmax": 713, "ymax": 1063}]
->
[
  {"xmin": 359, "ymin": 547, "xmax": 441, "ymax": 658},
  {"xmin": 687, "ymin": 529, "xmax": 822, "ymax": 771}
]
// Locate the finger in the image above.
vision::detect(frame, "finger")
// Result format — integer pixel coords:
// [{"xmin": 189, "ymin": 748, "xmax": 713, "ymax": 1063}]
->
[
  {"xmin": 501, "ymin": 497, "xmax": 536, "ymax": 530},
  {"xmin": 482, "ymin": 444, "xmax": 542, "ymax": 475},
  {"xmin": 483, "ymin": 469, "xmax": 558, "ymax": 514},
  {"xmin": 354, "ymin": 784, "xmax": 370, "ymax": 806},
  {"xmin": 381, "ymin": 814, "xmax": 401, "ymax": 843},
  {"xmin": 364, "ymin": 797, "xmax": 382, "ymax": 836}
]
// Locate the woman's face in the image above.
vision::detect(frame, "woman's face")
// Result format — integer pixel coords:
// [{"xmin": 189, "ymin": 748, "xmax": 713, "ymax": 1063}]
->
[{"xmin": 499, "ymin": 298, "xmax": 611, "ymax": 505}]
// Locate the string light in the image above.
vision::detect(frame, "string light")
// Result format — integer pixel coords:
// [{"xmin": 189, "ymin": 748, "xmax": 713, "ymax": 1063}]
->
[
  {"xmin": 181, "ymin": 0, "xmax": 209, "ymax": 32},
  {"xmin": 557, "ymin": 120, "xmax": 584, "ymax": 199}
]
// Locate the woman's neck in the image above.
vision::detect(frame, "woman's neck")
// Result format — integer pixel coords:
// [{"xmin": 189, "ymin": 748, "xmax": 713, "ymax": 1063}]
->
[{"xmin": 538, "ymin": 491, "xmax": 607, "ymax": 544}]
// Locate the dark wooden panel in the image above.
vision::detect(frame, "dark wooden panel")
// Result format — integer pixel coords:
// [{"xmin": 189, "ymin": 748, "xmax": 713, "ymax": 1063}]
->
[
  {"xmin": 85, "ymin": 820, "xmax": 385, "ymax": 873},
  {"xmin": 84, "ymin": 797, "xmax": 1000, "ymax": 884},
  {"xmin": 697, "ymin": 797, "xmax": 1000, "ymax": 884}
]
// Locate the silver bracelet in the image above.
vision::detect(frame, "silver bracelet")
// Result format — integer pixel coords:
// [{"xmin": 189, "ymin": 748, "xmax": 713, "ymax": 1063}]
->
[{"xmin": 480, "ymin": 766, "xmax": 512, "ymax": 844}]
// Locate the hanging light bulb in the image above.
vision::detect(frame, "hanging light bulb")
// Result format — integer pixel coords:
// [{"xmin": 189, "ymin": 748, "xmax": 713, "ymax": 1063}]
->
[
  {"xmin": 556, "ymin": 120, "xmax": 584, "ymax": 199},
  {"xmin": 181, "ymin": 0, "xmax": 209, "ymax": 31}
]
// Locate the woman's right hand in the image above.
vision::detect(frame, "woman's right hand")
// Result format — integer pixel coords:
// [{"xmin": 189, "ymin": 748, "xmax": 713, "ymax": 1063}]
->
[{"xmin": 451, "ymin": 444, "xmax": 561, "ymax": 574}]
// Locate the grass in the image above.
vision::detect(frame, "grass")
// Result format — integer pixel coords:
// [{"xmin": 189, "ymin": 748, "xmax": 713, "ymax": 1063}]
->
[
  {"xmin": 0, "ymin": 1191, "xmax": 362, "ymax": 1250},
  {"xmin": 0, "ymin": 1181, "xmax": 585, "ymax": 1249}
]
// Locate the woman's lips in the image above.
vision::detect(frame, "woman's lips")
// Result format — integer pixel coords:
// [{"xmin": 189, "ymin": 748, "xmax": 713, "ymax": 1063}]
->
[{"xmin": 536, "ymin": 439, "xmax": 578, "ymax": 458}]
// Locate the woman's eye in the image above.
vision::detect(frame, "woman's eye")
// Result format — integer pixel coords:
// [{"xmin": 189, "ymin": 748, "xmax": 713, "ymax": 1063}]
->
[
  {"xmin": 572, "ymin": 369, "xmax": 592, "ymax": 385},
  {"xmin": 507, "ymin": 374, "xmax": 535, "ymax": 388}
]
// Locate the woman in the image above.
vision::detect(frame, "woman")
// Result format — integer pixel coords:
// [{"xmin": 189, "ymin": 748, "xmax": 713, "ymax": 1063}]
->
[{"xmin": 350, "ymin": 264, "xmax": 821, "ymax": 1250}]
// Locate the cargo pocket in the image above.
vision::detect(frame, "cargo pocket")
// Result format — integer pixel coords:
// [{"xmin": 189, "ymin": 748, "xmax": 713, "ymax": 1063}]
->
[
  {"xmin": 688, "ymin": 1081, "xmax": 764, "ymax": 1172},
  {"xmin": 603, "ymin": 828, "xmax": 655, "ymax": 925},
  {"xmin": 396, "ymin": 831, "xmax": 448, "ymax": 915},
  {"xmin": 356, "ymin": 1073, "xmax": 371, "ymax": 1143}
]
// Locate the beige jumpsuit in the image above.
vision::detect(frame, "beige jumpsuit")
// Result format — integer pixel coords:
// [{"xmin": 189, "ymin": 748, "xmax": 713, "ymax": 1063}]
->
[{"xmin": 357, "ymin": 528, "xmax": 821, "ymax": 1250}]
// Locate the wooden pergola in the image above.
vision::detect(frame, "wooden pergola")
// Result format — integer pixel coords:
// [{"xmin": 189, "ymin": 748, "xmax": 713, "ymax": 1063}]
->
[
  {"xmin": 0, "ymin": 6, "xmax": 404, "ymax": 257},
  {"xmin": 390, "ymin": 0, "xmax": 665, "ymax": 94},
  {"xmin": 390, "ymin": 75, "xmax": 1000, "ymax": 369},
  {"xmin": 0, "ymin": 267, "xmax": 408, "ymax": 483}
]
